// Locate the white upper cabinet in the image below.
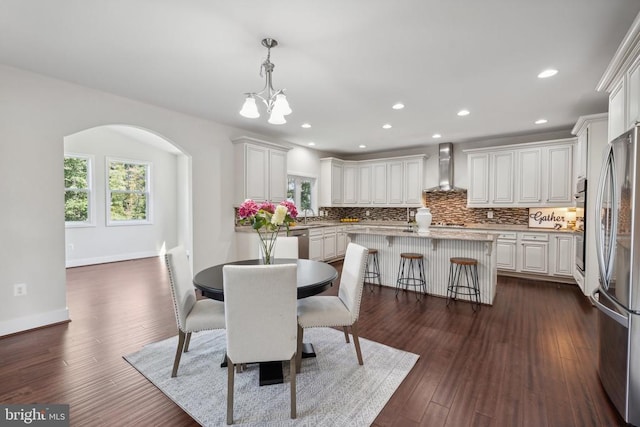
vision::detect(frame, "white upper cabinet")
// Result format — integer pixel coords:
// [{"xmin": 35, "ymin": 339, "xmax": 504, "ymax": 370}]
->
[
  {"xmin": 320, "ymin": 155, "xmax": 426, "ymax": 207},
  {"xmin": 467, "ymin": 153, "xmax": 490, "ymax": 205},
  {"xmin": 233, "ymin": 137, "xmax": 290, "ymax": 205},
  {"xmin": 357, "ymin": 163, "xmax": 372, "ymax": 204},
  {"xmin": 387, "ymin": 161, "xmax": 404, "ymax": 205},
  {"xmin": 517, "ymin": 148, "xmax": 542, "ymax": 204},
  {"xmin": 343, "ymin": 162, "xmax": 358, "ymax": 205},
  {"xmin": 465, "ymin": 138, "xmax": 574, "ymax": 208},
  {"xmin": 597, "ymin": 14, "xmax": 640, "ymax": 141},
  {"xmin": 492, "ymin": 151, "xmax": 515, "ymax": 204}
]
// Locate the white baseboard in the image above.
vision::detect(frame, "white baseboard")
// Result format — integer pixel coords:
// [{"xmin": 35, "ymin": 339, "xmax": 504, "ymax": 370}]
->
[
  {"xmin": 65, "ymin": 250, "xmax": 159, "ymax": 268},
  {"xmin": 0, "ymin": 307, "xmax": 70, "ymax": 337}
]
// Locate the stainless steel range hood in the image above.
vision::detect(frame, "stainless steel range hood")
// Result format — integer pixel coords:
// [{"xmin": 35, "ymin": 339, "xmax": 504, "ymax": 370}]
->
[{"xmin": 425, "ymin": 142, "xmax": 466, "ymax": 192}]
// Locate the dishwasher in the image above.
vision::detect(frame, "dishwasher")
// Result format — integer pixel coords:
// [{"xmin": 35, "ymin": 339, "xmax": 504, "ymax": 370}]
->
[{"xmin": 288, "ymin": 229, "xmax": 310, "ymax": 259}]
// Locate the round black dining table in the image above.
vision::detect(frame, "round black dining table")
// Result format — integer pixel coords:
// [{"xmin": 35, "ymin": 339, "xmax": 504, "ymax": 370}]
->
[
  {"xmin": 193, "ymin": 258, "xmax": 339, "ymax": 386},
  {"xmin": 193, "ymin": 258, "xmax": 338, "ymax": 300}
]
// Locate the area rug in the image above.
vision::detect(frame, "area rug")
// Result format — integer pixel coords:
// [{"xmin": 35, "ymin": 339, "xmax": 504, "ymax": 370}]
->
[{"xmin": 124, "ymin": 328, "xmax": 419, "ymax": 426}]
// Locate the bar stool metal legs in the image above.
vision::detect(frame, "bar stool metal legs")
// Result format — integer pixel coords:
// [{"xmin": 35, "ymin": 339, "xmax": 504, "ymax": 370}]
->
[
  {"xmin": 364, "ymin": 249, "xmax": 381, "ymax": 292},
  {"xmin": 396, "ymin": 253, "xmax": 427, "ymax": 301},
  {"xmin": 446, "ymin": 257, "xmax": 481, "ymax": 311}
]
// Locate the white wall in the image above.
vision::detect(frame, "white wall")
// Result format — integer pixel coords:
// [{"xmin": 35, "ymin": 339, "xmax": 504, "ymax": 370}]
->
[
  {"xmin": 0, "ymin": 64, "xmax": 264, "ymax": 336},
  {"xmin": 64, "ymin": 126, "xmax": 179, "ymax": 267}
]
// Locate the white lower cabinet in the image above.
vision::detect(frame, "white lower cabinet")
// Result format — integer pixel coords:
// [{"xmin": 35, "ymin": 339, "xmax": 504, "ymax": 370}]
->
[
  {"xmin": 309, "ymin": 229, "xmax": 324, "ymax": 261},
  {"xmin": 336, "ymin": 226, "xmax": 348, "ymax": 257},
  {"xmin": 551, "ymin": 234, "xmax": 574, "ymax": 277},
  {"xmin": 519, "ymin": 233, "xmax": 549, "ymax": 274},
  {"xmin": 496, "ymin": 232, "xmax": 517, "ymax": 271},
  {"xmin": 323, "ymin": 227, "xmax": 337, "ymax": 260}
]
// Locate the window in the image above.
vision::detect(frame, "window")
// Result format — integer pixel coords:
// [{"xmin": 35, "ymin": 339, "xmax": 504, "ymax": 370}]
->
[
  {"xmin": 107, "ymin": 158, "xmax": 151, "ymax": 225},
  {"xmin": 64, "ymin": 154, "xmax": 94, "ymax": 227},
  {"xmin": 287, "ymin": 175, "xmax": 316, "ymax": 215}
]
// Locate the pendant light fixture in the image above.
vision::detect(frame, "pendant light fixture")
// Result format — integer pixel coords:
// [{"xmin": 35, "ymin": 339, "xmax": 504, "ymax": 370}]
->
[{"xmin": 239, "ymin": 38, "xmax": 292, "ymax": 125}]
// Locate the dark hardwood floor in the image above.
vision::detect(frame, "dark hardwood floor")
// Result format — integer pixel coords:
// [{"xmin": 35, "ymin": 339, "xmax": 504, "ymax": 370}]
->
[{"xmin": 0, "ymin": 257, "xmax": 625, "ymax": 426}]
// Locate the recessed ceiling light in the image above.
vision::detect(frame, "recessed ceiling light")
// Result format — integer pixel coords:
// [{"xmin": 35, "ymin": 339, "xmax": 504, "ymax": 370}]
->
[
  {"xmin": 457, "ymin": 109, "xmax": 470, "ymax": 116},
  {"xmin": 535, "ymin": 119, "xmax": 548, "ymax": 125},
  {"xmin": 308, "ymin": 141, "xmax": 316, "ymax": 146},
  {"xmin": 537, "ymin": 69, "xmax": 558, "ymax": 79},
  {"xmin": 359, "ymin": 144, "xmax": 367, "ymax": 149},
  {"xmin": 382, "ymin": 124, "xmax": 392, "ymax": 129},
  {"xmin": 301, "ymin": 123, "xmax": 311, "ymax": 128},
  {"xmin": 432, "ymin": 133, "xmax": 442, "ymax": 139},
  {"xmin": 392, "ymin": 103, "xmax": 405, "ymax": 110}
]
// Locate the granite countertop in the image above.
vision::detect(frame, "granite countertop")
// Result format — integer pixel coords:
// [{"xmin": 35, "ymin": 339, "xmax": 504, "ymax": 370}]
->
[
  {"xmin": 235, "ymin": 221, "xmax": 579, "ymax": 234},
  {"xmin": 345, "ymin": 226, "xmax": 499, "ymax": 242}
]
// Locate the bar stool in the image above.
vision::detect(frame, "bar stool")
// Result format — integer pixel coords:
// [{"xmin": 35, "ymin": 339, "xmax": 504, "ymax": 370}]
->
[
  {"xmin": 446, "ymin": 257, "xmax": 481, "ymax": 311},
  {"xmin": 396, "ymin": 253, "xmax": 427, "ymax": 300},
  {"xmin": 364, "ymin": 249, "xmax": 381, "ymax": 292}
]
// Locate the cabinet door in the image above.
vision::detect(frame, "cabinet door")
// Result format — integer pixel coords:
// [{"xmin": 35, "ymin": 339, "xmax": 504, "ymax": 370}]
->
[
  {"xmin": 268, "ymin": 149, "xmax": 288, "ymax": 203},
  {"xmin": 552, "ymin": 234, "xmax": 574, "ymax": 276},
  {"xmin": 576, "ymin": 130, "xmax": 588, "ymax": 180},
  {"xmin": 343, "ymin": 163, "xmax": 358, "ymax": 205},
  {"xmin": 467, "ymin": 153, "xmax": 489, "ymax": 205},
  {"xmin": 609, "ymin": 80, "xmax": 625, "ymax": 141},
  {"xmin": 496, "ymin": 239, "xmax": 517, "ymax": 271},
  {"xmin": 358, "ymin": 164, "xmax": 372, "ymax": 204},
  {"xmin": 245, "ymin": 144, "xmax": 269, "ymax": 202},
  {"xmin": 372, "ymin": 162, "xmax": 387, "ymax": 204},
  {"xmin": 546, "ymin": 145, "xmax": 573, "ymax": 204},
  {"xmin": 336, "ymin": 228, "xmax": 347, "ymax": 257},
  {"xmin": 404, "ymin": 158, "xmax": 423, "ymax": 205},
  {"xmin": 387, "ymin": 161, "xmax": 404, "ymax": 205},
  {"xmin": 331, "ymin": 162, "xmax": 343, "ymax": 205},
  {"xmin": 492, "ymin": 151, "xmax": 515, "ymax": 204},
  {"xmin": 517, "ymin": 148, "xmax": 542, "ymax": 204},
  {"xmin": 309, "ymin": 235, "xmax": 324, "ymax": 261},
  {"xmin": 628, "ymin": 56, "xmax": 640, "ymax": 131},
  {"xmin": 520, "ymin": 242, "xmax": 548, "ymax": 274},
  {"xmin": 323, "ymin": 229, "xmax": 337, "ymax": 260}
]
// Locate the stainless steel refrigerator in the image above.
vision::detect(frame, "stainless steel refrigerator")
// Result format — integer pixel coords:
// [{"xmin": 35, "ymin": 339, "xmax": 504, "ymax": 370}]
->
[{"xmin": 592, "ymin": 125, "xmax": 640, "ymax": 425}]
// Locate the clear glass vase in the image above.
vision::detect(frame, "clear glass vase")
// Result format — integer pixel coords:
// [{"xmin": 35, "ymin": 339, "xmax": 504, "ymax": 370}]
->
[{"xmin": 258, "ymin": 232, "xmax": 278, "ymax": 264}]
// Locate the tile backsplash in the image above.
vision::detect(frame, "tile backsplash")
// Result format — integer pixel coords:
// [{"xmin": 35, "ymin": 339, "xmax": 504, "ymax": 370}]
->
[{"xmin": 319, "ymin": 190, "xmax": 530, "ymax": 225}]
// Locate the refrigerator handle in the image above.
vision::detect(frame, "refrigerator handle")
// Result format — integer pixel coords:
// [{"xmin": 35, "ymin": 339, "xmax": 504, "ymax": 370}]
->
[
  {"xmin": 594, "ymin": 147, "xmax": 611, "ymax": 286},
  {"xmin": 590, "ymin": 289, "xmax": 629, "ymax": 327}
]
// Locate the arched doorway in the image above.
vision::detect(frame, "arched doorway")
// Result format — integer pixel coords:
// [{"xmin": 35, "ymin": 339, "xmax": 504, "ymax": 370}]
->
[{"xmin": 63, "ymin": 124, "xmax": 192, "ymax": 267}]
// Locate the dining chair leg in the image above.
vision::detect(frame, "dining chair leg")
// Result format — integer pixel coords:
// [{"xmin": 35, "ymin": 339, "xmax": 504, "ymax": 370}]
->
[
  {"xmin": 343, "ymin": 326, "xmax": 350, "ymax": 343},
  {"xmin": 290, "ymin": 355, "xmax": 297, "ymax": 419},
  {"xmin": 351, "ymin": 322, "xmax": 364, "ymax": 365},
  {"xmin": 227, "ymin": 359, "xmax": 235, "ymax": 425},
  {"xmin": 296, "ymin": 325, "xmax": 304, "ymax": 373},
  {"xmin": 184, "ymin": 332, "xmax": 192, "ymax": 352},
  {"xmin": 171, "ymin": 330, "xmax": 187, "ymax": 377}
]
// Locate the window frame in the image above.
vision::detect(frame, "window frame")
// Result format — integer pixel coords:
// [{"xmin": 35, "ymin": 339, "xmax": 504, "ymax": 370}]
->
[
  {"xmin": 64, "ymin": 153, "xmax": 95, "ymax": 228},
  {"xmin": 106, "ymin": 157, "xmax": 153, "ymax": 226},
  {"xmin": 287, "ymin": 173, "xmax": 318, "ymax": 217}
]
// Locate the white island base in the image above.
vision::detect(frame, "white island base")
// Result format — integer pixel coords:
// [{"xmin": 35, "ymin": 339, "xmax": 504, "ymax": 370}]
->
[{"xmin": 347, "ymin": 228, "xmax": 498, "ymax": 305}]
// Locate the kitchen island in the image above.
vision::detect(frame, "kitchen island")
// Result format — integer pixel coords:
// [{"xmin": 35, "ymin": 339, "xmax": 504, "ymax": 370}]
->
[{"xmin": 346, "ymin": 226, "xmax": 499, "ymax": 305}]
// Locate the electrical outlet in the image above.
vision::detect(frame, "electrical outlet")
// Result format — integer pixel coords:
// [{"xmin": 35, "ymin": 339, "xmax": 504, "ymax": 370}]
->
[
  {"xmin": 487, "ymin": 210, "xmax": 494, "ymax": 219},
  {"xmin": 366, "ymin": 211, "xmax": 370, "ymax": 216},
  {"xmin": 14, "ymin": 283, "xmax": 27, "ymax": 297},
  {"xmin": 410, "ymin": 210, "xmax": 415, "ymax": 217}
]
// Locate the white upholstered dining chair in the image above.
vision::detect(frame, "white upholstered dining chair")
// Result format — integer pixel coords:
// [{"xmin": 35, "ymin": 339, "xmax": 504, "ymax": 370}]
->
[
  {"xmin": 223, "ymin": 264, "xmax": 298, "ymax": 424},
  {"xmin": 296, "ymin": 243, "xmax": 369, "ymax": 371},
  {"xmin": 165, "ymin": 246, "xmax": 225, "ymax": 378}
]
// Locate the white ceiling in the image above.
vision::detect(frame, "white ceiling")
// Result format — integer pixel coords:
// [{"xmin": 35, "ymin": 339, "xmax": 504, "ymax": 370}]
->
[{"xmin": 2, "ymin": 1, "xmax": 639, "ymax": 155}]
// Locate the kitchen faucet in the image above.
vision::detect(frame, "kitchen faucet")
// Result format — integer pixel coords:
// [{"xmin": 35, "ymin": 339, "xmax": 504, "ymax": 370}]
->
[{"xmin": 303, "ymin": 208, "xmax": 315, "ymax": 224}]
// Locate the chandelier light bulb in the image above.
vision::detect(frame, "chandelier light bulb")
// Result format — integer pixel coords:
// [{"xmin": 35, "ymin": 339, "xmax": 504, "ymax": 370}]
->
[
  {"xmin": 272, "ymin": 93, "xmax": 292, "ymax": 116},
  {"xmin": 268, "ymin": 111, "xmax": 287, "ymax": 125},
  {"xmin": 239, "ymin": 96, "xmax": 260, "ymax": 118}
]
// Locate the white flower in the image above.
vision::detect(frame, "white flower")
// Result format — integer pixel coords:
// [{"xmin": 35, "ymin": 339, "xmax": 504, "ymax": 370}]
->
[{"xmin": 272, "ymin": 205, "xmax": 287, "ymax": 226}]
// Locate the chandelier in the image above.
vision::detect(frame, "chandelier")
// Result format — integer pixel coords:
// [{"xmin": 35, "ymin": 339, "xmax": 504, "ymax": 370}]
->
[{"xmin": 239, "ymin": 38, "xmax": 292, "ymax": 125}]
